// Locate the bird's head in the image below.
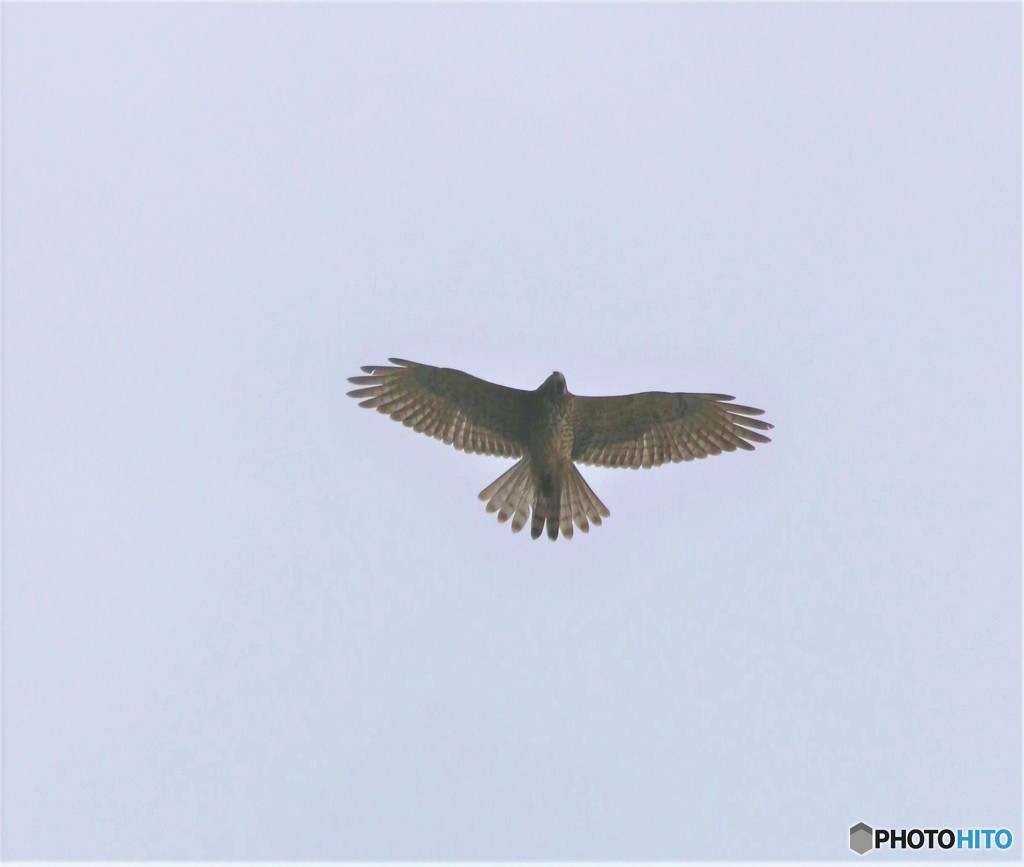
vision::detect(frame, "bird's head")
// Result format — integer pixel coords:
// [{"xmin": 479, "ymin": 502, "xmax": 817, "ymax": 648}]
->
[{"xmin": 542, "ymin": 371, "xmax": 568, "ymax": 396}]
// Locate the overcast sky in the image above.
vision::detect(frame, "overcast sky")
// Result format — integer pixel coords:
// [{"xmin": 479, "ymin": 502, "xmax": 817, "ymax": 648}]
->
[{"xmin": 4, "ymin": 2, "xmax": 1020, "ymax": 860}]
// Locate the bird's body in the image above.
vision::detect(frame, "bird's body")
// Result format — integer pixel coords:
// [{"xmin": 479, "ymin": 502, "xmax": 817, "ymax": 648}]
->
[
  {"xmin": 348, "ymin": 359, "xmax": 772, "ymax": 540},
  {"xmin": 528, "ymin": 373, "xmax": 576, "ymax": 539}
]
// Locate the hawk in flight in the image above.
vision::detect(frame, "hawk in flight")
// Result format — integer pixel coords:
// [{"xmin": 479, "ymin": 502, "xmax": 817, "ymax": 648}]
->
[{"xmin": 348, "ymin": 359, "xmax": 772, "ymax": 540}]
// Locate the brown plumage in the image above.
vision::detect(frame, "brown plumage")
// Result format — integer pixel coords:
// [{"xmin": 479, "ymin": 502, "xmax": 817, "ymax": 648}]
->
[{"xmin": 348, "ymin": 359, "xmax": 773, "ymax": 540}]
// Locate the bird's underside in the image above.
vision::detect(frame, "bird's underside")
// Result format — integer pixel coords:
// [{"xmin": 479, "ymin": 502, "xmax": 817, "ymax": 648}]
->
[{"xmin": 348, "ymin": 358, "xmax": 773, "ymax": 540}]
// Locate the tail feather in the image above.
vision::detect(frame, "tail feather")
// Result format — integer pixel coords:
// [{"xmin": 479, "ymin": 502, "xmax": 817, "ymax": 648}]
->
[
  {"xmin": 479, "ymin": 460, "xmax": 610, "ymax": 541},
  {"xmin": 558, "ymin": 485, "xmax": 575, "ymax": 539},
  {"xmin": 531, "ymin": 491, "xmax": 562, "ymax": 541}
]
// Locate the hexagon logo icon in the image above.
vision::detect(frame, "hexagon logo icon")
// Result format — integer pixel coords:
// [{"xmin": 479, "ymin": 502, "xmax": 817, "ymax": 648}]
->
[{"xmin": 850, "ymin": 822, "xmax": 874, "ymax": 855}]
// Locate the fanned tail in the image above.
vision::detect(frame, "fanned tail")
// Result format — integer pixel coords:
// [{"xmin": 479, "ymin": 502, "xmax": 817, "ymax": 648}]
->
[{"xmin": 479, "ymin": 460, "xmax": 610, "ymax": 542}]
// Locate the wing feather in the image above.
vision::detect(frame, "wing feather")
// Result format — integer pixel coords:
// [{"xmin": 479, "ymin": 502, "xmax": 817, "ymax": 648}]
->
[
  {"xmin": 572, "ymin": 391, "xmax": 772, "ymax": 468},
  {"xmin": 347, "ymin": 359, "xmax": 530, "ymax": 458}
]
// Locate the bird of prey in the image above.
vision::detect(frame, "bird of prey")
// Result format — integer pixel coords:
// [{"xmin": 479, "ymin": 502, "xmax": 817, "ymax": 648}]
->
[{"xmin": 348, "ymin": 359, "xmax": 772, "ymax": 541}]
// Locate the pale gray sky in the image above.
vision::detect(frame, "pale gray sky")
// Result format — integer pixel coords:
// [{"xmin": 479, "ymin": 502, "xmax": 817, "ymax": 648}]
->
[{"xmin": 3, "ymin": 2, "xmax": 1020, "ymax": 860}]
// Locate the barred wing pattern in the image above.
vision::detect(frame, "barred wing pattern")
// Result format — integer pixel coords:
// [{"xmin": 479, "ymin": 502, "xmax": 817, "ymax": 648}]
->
[
  {"xmin": 572, "ymin": 392, "xmax": 773, "ymax": 468},
  {"xmin": 347, "ymin": 358, "xmax": 531, "ymax": 457}
]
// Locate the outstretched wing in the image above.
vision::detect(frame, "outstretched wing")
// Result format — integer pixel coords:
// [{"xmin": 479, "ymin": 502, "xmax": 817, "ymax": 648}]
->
[
  {"xmin": 572, "ymin": 391, "xmax": 773, "ymax": 468},
  {"xmin": 347, "ymin": 358, "xmax": 531, "ymax": 458}
]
